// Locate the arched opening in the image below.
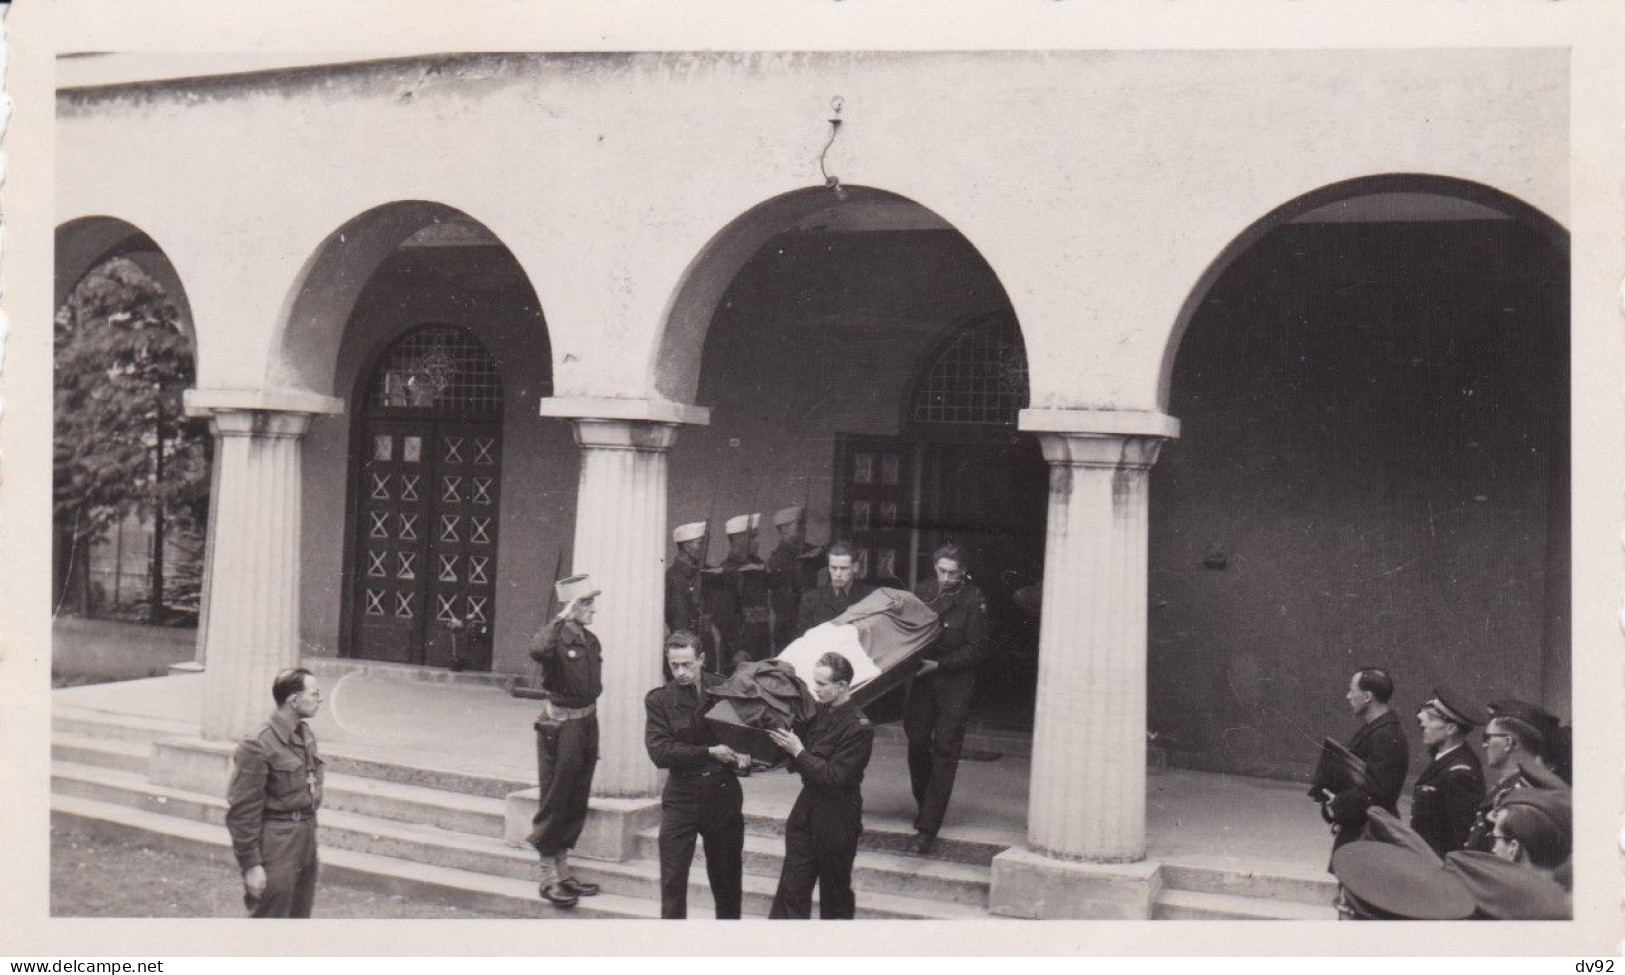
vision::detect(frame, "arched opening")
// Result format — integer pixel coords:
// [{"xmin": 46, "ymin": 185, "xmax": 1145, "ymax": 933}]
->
[
  {"xmin": 285, "ymin": 204, "xmax": 568, "ymax": 675},
  {"xmin": 664, "ymin": 186, "xmax": 1045, "ymax": 728},
  {"xmin": 1151, "ymin": 176, "xmax": 1569, "ymax": 779},
  {"xmin": 53, "ymin": 218, "xmax": 208, "ymax": 653}
]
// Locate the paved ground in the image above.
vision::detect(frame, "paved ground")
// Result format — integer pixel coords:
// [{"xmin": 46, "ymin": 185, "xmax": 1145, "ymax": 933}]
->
[
  {"xmin": 51, "ymin": 825, "xmax": 527, "ymax": 918},
  {"xmin": 56, "ymin": 670, "xmax": 1338, "ymax": 869}
]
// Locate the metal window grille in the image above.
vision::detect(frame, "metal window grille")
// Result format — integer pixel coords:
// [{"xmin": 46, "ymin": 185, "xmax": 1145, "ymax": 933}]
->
[
  {"xmin": 912, "ymin": 319, "xmax": 1029, "ymax": 427},
  {"xmin": 367, "ymin": 327, "xmax": 503, "ymax": 415}
]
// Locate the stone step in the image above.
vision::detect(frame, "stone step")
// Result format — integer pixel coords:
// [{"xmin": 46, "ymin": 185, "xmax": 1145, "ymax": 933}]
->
[
  {"xmin": 305, "ymin": 657, "xmax": 518, "ymax": 693},
  {"xmin": 52, "ymin": 733, "xmax": 151, "ymax": 774},
  {"xmin": 50, "ymin": 762, "xmax": 979, "ymax": 919},
  {"xmin": 632, "ymin": 827, "xmax": 990, "ymax": 908},
  {"xmin": 320, "ymin": 771, "xmax": 509, "ymax": 838},
  {"xmin": 1152, "ymin": 888, "xmax": 1337, "ymax": 921},
  {"xmin": 53, "ymin": 706, "xmax": 196, "ymax": 744},
  {"xmin": 741, "ymin": 810, "xmax": 1007, "ymax": 867},
  {"xmin": 50, "ymin": 793, "xmax": 664, "ymax": 919},
  {"xmin": 1158, "ymin": 854, "xmax": 1338, "ymax": 907}
]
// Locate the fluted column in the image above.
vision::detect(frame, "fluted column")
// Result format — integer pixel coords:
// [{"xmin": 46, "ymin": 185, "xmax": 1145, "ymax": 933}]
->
[
  {"xmin": 196, "ymin": 410, "xmax": 312, "ymax": 741},
  {"xmin": 1022, "ymin": 419, "xmax": 1174, "ymax": 863}
]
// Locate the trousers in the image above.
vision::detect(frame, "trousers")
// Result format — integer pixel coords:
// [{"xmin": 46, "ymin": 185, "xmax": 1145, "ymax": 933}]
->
[
  {"xmin": 658, "ymin": 772, "xmax": 745, "ymax": 919},
  {"xmin": 904, "ymin": 671, "xmax": 975, "ymax": 836},
  {"xmin": 528, "ymin": 714, "xmax": 599, "ymax": 855},
  {"xmin": 768, "ymin": 795, "xmax": 861, "ymax": 920},
  {"xmin": 250, "ymin": 818, "xmax": 319, "ymax": 918}
]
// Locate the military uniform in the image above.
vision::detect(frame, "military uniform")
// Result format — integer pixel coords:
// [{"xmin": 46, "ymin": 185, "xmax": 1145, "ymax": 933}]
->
[
  {"xmin": 1464, "ymin": 769, "xmax": 1531, "ymax": 852},
  {"xmin": 794, "ymin": 581, "xmax": 874, "ymax": 636},
  {"xmin": 1409, "ymin": 742, "xmax": 1485, "ymax": 856},
  {"xmin": 722, "ymin": 553, "xmax": 773, "ymax": 663},
  {"xmin": 225, "ymin": 708, "xmax": 325, "ymax": 918},
  {"xmin": 645, "ymin": 672, "xmax": 744, "ymax": 919},
  {"xmin": 767, "ymin": 542, "xmax": 822, "ymax": 652},
  {"xmin": 769, "ymin": 701, "xmax": 874, "ymax": 920},
  {"xmin": 527, "ymin": 616, "xmax": 603, "ymax": 859},
  {"xmin": 1325, "ymin": 710, "xmax": 1409, "ymax": 858},
  {"xmin": 665, "ymin": 553, "xmax": 706, "ymax": 637},
  {"xmin": 904, "ymin": 579, "xmax": 988, "ymax": 839}
]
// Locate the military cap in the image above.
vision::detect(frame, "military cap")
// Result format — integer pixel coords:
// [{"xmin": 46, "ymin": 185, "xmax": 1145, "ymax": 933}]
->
[
  {"xmin": 1488, "ymin": 698, "xmax": 1557, "ymax": 725},
  {"xmin": 773, "ymin": 505, "xmax": 805, "ymax": 527},
  {"xmin": 555, "ymin": 573, "xmax": 600, "ymax": 604},
  {"xmin": 1517, "ymin": 760, "xmax": 1567, "ymax": 792},
  {"xmin": 1442, "ymin": 850, "xmax": 1571, "ymax": 919},
  {"xmin": 1332, "ymin": 842, "xmax": 1475, "ymax": 920},
  {"xmin": 1499, "ymin": 784, "xmax": 1571, "ymax": 841},
  {"xmin": 725, "ymin": 513, "xmax": 760, "ymax": 535},
  {"xmin": 1422, "ymin": 686, "xmax": 1487, "ymax": 729},
  {"xmin": 672, "ymin": 521, "xmax": 707, "ymax": 544}
]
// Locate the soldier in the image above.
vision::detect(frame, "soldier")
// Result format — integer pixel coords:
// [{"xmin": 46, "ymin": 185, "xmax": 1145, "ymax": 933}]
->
[
  {"xmin": 666, "ymin": 520, "xmax": 710, "ymax": 647},
  {"xmin": 766, "ymin": 652, "xmax": 875, "ymax": 920},
  {"xmin": 526, "ymin": 574, "xmax": 605, "ymax": 908},
  {"xmin": 904, "ymin": 542, "xmax": 988, "ymax": 856},
  {"xmin": 1464, "ymin": 714, "xmax": 1546, "ymax": 851},
  {"xmin": 1331, "ymin": 842, "xmax": 1475, "ymax": 920},
  {"xmin": 718, "ymin": 513, "xmax": 772, "ymax": 665},
  {"xmin": 766, "ymin": 506, "xmax": 822, "ymax": 652},
  {"xmin": 644, "ymin": 631, "xmax": 746, "ymax": 919},
  {"xmin": 794, "ymin": 541, "xmax": 874, "ymax": 636},
  {"xmin": 1319, "ymin": 668, "xmax": 1409, "ymax": 864},
  {"xmin": 225, "ymin": 667, "xmax": 326, "ymax": 918},
  {"xmin": 1409, "ymin": 687, "xmax": 1486, "ymax": 856}
]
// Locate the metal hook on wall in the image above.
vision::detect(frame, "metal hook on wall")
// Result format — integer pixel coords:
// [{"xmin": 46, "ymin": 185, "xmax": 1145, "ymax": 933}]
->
[{"xmin": 819, "ymin": 96, "xmax": 846, "ymax": 194}]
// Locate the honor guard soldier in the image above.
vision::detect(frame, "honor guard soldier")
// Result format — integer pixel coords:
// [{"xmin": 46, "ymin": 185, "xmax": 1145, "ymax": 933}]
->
[
  {"xmin": 225, "ymin": 668, "xmax": 326, "ymax": 918},
  {"xmin": 1320, "ymin": 668, "xmax": 1409, "ymax": 864},
  {"xmin": 666, "ymin": 520, "xmax": 711, "ymax": 650},
  {"xmin": 527, "ymin": 574, "xmax": 605, "ymax": 908},
  {"xmin": 767, "ymin": 652, "xmax": 875, "ymax": 919},
  {"xmin": 794, "ymin": 541, "xmax": 874, "ymax": 637},
  {"xmin": 644, "ymin": 631, "xmax": 747, "ymax": 919},
  {"xmin": 1464, "ymin": 713, "xmax": 1545, "ymax": 851},
  {"xmin": 1410, "ymin": 687, "xmax": 1486, "ymax": 856},
  {"xmin": 766, "ymin": 506, "xmax": 824, "ymax": 652},
  {"xmin": 904, "ymin": 542, "xmax": 987, "ymax": 856},
  {"xmin": 719, "ymin": 513, "xmax": 772, "ymax": 665}
]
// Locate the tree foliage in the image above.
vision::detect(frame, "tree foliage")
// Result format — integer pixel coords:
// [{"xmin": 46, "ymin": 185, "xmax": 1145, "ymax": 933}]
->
[{"xmin": 54, "ymin": 258, "xmax": 210, "ymax": 612}]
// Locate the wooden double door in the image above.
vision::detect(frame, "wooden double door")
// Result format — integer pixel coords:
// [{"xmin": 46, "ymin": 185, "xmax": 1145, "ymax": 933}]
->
[{"xmin": 349, "ymin": 418, "xmax": 501, "ymax": 670}]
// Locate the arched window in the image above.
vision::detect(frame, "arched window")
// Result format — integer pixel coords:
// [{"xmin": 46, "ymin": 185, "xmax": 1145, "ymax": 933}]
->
[
  {"xmin": 365, "ymin": 325, "xmax": 503, "ymax": 416},
  {"xmin": 910, "ymin": 315, "xmax": 1029, "ymax": 429}
]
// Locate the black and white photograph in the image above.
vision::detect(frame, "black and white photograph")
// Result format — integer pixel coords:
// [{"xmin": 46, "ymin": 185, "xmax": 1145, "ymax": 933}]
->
[{"xmin": 3, "ymin": 0, "xmax": 1623, "ymax": 960}]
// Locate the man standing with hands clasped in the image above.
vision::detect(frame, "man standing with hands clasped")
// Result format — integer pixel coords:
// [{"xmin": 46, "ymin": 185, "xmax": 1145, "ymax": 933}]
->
[
  {"xmin": 225, "ymin": 667, "xmax": 326, "ymax": 918},
  {"xmin": 527, "ymin": 574, "xmax": 605, "ymax": 908},
  {"xmin": 645, "ymin": 630, "xmax": 747, "ymax": 919}
]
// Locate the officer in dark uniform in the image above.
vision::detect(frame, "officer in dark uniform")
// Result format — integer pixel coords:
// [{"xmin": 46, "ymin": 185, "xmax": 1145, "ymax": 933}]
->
[
  {"xmin": 903, "ymin": 542, "xmax": 988, "ymax": 856},
  {"xmin": 1319, "ymin": 668, "xmax": 1409, "ymax": 863},
  {"xmin": 766, "ymin": 652, "xmax": 875, "ymax": 920},
  {"xmin": 794, "ymin": 540, "xmax": 874, "ymax": 636},
  {"xmin": 644, "ymin": 630, "xmax": 746, "ymax": 919},
  {"xmin": 665, "ymin": 520, "xmax": 710, "ymax": 643},
  {"xmin": 1464, "ymin": 714, "xmax": 1545, "ymax": 851},
  {"xmin": 225, "ymin": 667, "xmax": 326, "ymax": 918},
  {"xmin": 1410, "ymin": 687, "xmax": 1487, "ymax": 856},
  {"xmin": 718, "ymin": 513, "xmax": 772, "ymax": 665},
  {"xmin": 527, "ymin": 573, "xmax": 605, "ymax": 908},
  {"xmin": 766, "ymin": 506, "xmax": 823, "ymax": 652}
]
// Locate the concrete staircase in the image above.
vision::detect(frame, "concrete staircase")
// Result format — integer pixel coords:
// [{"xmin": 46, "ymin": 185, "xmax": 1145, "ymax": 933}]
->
[{"xmin": 50, "ymin": 703, "xmax": 1334, "ymax": 920}]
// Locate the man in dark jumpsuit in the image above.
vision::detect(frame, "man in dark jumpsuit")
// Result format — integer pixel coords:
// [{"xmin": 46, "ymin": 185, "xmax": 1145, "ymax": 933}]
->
[
  {"xmin": 767, "ymin": 652, "xmax": 874, "ymax": 919},
  {"xmin": 644, "ymin": 630, "xmax": 746, "ymax": 919},
  {"xmin": 766, "ymin": 505, "xmax": 823, "ymax": 652},
  {"xmin": 794, "ymin": 541, "xmax": 873, "ymax": 636},
  {"xmin": 225, "ymin": 667, "xmax": 326, "ymax": 918},
  {"xmin": 527, "ymin": 573, "xmax": 604, "ymax": 908},
  {"xmin": 665, "ymin": 520, "xmax": 710, "ymax": 648},
  {"xmin": 1319, "ymin": 667, "xmax": 1409, "ymax": 866},
  {"xmin": 1409, "ymin": 687, "xmax": 1486, "ymax": 856},
  {"xmin": 904, "ymin": 542, "xmax": 988, "ymax": 856}
]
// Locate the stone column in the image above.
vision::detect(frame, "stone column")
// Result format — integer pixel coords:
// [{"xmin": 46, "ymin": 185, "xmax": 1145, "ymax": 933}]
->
[
  {"xmin": 539, "ymin": 398, "xmax": 710, "ymax": 801},
  {"xmin": 991, "ymin": 410, "xmax": 1177, "ymax": 919}
]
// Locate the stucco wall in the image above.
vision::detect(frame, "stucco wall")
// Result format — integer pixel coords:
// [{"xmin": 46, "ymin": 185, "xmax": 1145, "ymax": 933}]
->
[{"xmin": 57, "ymin": 49, "xmax": 1566, "ymax": 413}]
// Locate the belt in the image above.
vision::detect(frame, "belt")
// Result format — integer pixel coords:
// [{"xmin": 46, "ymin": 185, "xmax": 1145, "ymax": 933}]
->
[
  {"xmin": 264, "ymin": 808, "xmax": 317, "ymax": 822},
  {"xmin": 670, "ymin": 765, "xmax": 728, "ymax": 780},
  {"xmin": 543, "ymin": 700, "xmax": 596, "ymax": 721}
]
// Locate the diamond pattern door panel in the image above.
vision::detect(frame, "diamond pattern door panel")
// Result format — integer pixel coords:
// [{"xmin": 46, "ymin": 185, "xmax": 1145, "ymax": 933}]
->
[
  {"xmin": 351, "ymin": 420, "xmax": 432, "ymax": 664},
  {"xmin": 421, "ymin": 423, "xmax": 500, "ymax": 670}
]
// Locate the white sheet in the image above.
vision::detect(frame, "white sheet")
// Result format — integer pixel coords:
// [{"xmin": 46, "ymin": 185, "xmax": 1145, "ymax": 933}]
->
[{"xmin": 773, "ymin": 621, "xmax": 883, "ymax": 690}]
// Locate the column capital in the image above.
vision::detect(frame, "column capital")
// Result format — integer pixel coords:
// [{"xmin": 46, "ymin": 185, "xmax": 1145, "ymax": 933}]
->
[
  {"xmin": 1033, "ymin": 430, "xmax": 1165, "ymax": 470},
  {"xmin": 1018, "ymin": 408, "xmax": 1180, "ymax": 440},
  {"xmin": 539, "ymin": 395, "xmax": 710, "ymax": 427},
  {"xmin": 568, "ymin": 418, "xmax": 681, "ymax": 451},
  {"xmin": 184, "ymin": 387, "xmax": 345, "ymax": 418},
  {"xmin": 208, "ymin": 410, "xmax": 314, "ymax": 439}
]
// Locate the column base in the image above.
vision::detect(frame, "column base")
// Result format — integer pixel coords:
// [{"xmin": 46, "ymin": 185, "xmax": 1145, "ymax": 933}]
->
[
  {"xmin": 150, "ymin": 736, "xmax": 236, "ymax": 796},
  {"xmin": 989, "ymin": 846, "xmax": 1162, "ymax": 919},
  {"xmin": 167, "ymin": 661, "xmax": 205, "ymax": 676},
  {"xmin": 503, "ymin": 790, "xmax": 662, "ymax": 862}
]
